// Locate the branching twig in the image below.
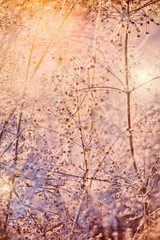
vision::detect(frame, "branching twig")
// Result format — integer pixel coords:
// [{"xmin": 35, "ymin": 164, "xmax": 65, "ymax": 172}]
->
[{"xmin": 133, "ymin": 76, "xmax": 160, "ymax": 91}]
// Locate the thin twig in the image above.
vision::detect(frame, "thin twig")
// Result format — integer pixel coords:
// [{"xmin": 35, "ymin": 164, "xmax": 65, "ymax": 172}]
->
[
  {"xmin": 130, "ymin": 0, "xmax": 160, "ymax": 14},
  {"xmin": 133, "ymin": 76, "xmax": 160, "ymax": 91},
  {"xmin": 0, "ymin": 108, "xmax": 16, "ymax": 141}
]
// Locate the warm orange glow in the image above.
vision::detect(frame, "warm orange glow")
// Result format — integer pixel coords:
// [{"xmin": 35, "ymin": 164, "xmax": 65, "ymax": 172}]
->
[
  {"xmin": 1, "ymin": 183, "xmax": 10, "ymax": 192},
  {"xmin": 17, "ymin": 1, "xmax": 75, "ymax": 46},
  {"xmin": 1, "ymin": 181, "xmax": 11, "ymax": 193},
  {"xmin": 14, "ymin": 2, "xmax": 83, "ymax": 99}
]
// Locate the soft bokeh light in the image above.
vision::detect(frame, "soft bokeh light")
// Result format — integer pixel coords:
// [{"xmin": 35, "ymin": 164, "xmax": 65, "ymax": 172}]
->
[
  {"xmin": 1, "ymin": 183, "xmax": 10, "ymax": 192},
  {"xmin": 131, "ymin": 65, "xmax": 152, "ymax": 85},
  {"xmin": 137, "ymin": 70, "xmax": 148, "ymax": 83},
  {"xmin": 0, "ymin": 176, "xmax": 11, "ymax": 194}
]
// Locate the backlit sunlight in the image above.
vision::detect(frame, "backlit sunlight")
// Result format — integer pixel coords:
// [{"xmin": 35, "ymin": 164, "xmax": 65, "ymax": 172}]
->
[{"xmin": 1, "ymin": 183, "xmax": 10, "ymax": 193}]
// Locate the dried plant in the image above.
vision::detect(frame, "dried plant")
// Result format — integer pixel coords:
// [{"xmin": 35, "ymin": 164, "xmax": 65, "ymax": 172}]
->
[{"xmin": 0, "ymin": 1, "xmax": 160, "ymax": 240}]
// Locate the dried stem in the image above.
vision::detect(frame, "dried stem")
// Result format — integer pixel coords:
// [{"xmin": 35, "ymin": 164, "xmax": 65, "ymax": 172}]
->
[
  {"xmin": 0, "ymin": 108, "xmax": 16, "ymax": 142},
  {"xmin": 4, "ymin": 175, "xmax": 15, "ymax": 234},
  {"xmin": 125, "ymin": 0, "xmax": 138, "ymax": 174}
]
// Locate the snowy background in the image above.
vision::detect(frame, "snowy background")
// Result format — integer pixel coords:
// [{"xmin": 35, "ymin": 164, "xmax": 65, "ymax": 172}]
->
[{"xmin": 0, "ymin": 1, "xmax": 160, "ymax": 239}]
